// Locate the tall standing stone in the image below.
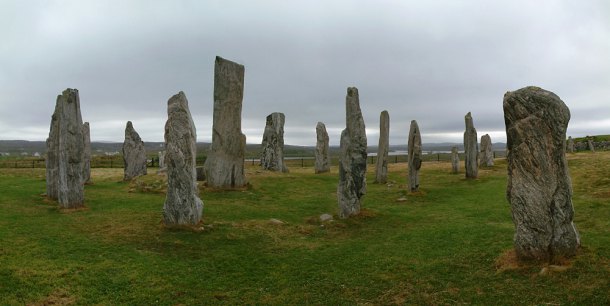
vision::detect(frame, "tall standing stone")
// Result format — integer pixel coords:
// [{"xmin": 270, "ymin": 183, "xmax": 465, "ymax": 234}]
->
[
  {"xmin": 407, "ymin": 120, "xmax": 422, "ymax": 192},
  {"xmin": 451, "ymin": 146, "xmax": 459, "ymax": 174},
  {"xmin": 504, "ymin": 86, "xmax": 580, "ymax": 261},
  {"xmin": 567, "ymin": 136, "xmax": 574, "ymax": 153},
  {"xmin": 45, "ymin": 89, "xmax": 85, "ymax": 208},
  {"xmin": 315, "ymin": 122, "xmax": 330, "ymax": 173},
  {"xmin": 204, "ymin": 56, "xmax": 247, "ymax": 189},
  {"xmin": 374, "ymin": 111, "xmax": 389, "ymax": 184},
  {"xmin": 260, "ymin": 112, "xmax": 288, "ymax": 172},
  {"xmin": 479, "ymin": 134, "xmax": 494, "ymax": 167},
  {"xmin": 587, "ymin": 138, "xmax": 595, "ymax": 152},
  {"xmin": 122, "ymin": 121, "xmax": 147, "ymax": 181},
  {"xmin": 337, "ymin": 87, "xmax": 367, "ymax": 219},
  {"xmin": 163, "ymin": 92, "xmax": 203, "ymax": 226},
  {"xmin": 82, "ymin": 122, "xmax": 92, "ymax": 184},
  {"xmin": 158, "ymin": 151, "xmax": 166, "ymax": 168},
  {"xmin": 464, "ymin": 112, "xmax": 479, "ymax": 179}
]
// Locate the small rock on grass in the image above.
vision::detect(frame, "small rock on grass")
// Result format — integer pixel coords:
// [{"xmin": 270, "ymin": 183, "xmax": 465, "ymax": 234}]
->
[{"xmin": 319, "ymin": 213, "xmax": 333, "ymax": 222}]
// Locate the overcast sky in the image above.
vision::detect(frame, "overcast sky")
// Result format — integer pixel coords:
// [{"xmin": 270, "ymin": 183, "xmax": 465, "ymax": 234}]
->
[{"xmin": 1, "ymin": 0, "xmax": 608, "ymax": 146}]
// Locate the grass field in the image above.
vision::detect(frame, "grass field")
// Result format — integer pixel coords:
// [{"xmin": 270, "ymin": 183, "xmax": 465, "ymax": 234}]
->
[{"xmin": 0, "ymin": 152, "xmax": 608, "ymax": 305}]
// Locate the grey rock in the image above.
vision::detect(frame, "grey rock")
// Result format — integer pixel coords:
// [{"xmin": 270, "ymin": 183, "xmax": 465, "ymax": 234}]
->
[
  {"xmin": 337, "ymin": 87, "xmax": 367, "ymax": 219},
  {"xmin": 315, "ymin": 122, "xmax": 330, "ymax": 173},
  {"xmin": 82, "ymin": 122, "xmax": 91, "ymax": 184},
  {"xmin": 196, "ymin": 166, "xmax": 206, "ymax": 181},
  {"xmin": 479, "ymin": 134, "xmax": 494, "ymax": 167},
  {"xmin": 407, "ymin": 120, "xmax": 422, "ymax": 192},
  {"xmin": 122, "ymin": 121, "xmax": 147, "ymax": 181},
  {"xmin": 504, "ymin": 86, "xmax": 580, "ymax": 261},
  {"xmin": 375, "ymin": 111, "xmax": 389, "ymax": 184},
  {"xmin": 45, "ymin": 88, "xmax": 85, "ymax": 208},
  {"xmin": 260, "ymin": 112, "xmax": 288, "ymax": 172},
  {"xmin": 587, "ymin": 138, "xmax": 595, "ymax": 152},
  {"xmin": 451, "ymin": 146, "xmax": 459, "ymax": 174},
  {"xmin": 269, "ymin": 218, "xmax": 285, "ymax": 225},
  {"xmin": 163, "ymin": 91, "xmax": 203, "ymax": 226},
  {"xmin": 567, "ymin": 136, "xmax": 574, "ymax": 153},
  {"xmin": 464, "ymin": 112, "xmax": 479, "ymax": 179},
  {"xmin": 319, "ymin": 213, "xmax": 333, "ymax": 222},
  {"xmin": 158, "ymin": 151, "xmax": 166, "ymax": 168},
  {"xmin": 204, "ymin": 56, "xmax": 247, "ymax": 189}
]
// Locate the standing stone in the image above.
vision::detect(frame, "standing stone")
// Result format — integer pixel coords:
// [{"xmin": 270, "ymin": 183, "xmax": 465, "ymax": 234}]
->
[
  {"xmin": 158, "ymin": 151, "xmax": 166, "ymax": 168},
  {"xmin": 479, "ymin": 134, "xmax": 494, "ymax": 167},
  {"xmin": 315, "ymin": 122, "xmax": 330, "ymax": 173},
  {"xmin": 464, "ymin": 112, "xmax": 479, "ymax": 179},
  {"xmin": 451, "ymin": 146, "xmax": 459, "ymax": 174},
  {"xmin": 122, "ymin": 121, "xmax": 147, "ymax": 181},
  {"xmin": 337, "ymin": 87, "xmax": 367, "ymax": 219},
  {"xmin": 374, "ymin": 111, "xmax": 389, "ymax": 184},
  {"xmin": 45, "ymin": 89, "xmax": 85, "ymax": 208},
  {"xmin": 567, "ymin": 136, "xmax": 574, "ymax": 153},
  {"xmin": 504, "ymin": 86, "xmax": 580, "ymax": 261},
  {"xmin": 407, "ymin": 120, "xmax": 422, "ymax": 192},
  {"xmin": 587, "ymin": 138, "xmax": 595, "ymax": 152},
  {"xmin": 260, "ymin": 112, "xmax": 288, "ymax": 172},
  {"xmin": 204, "ymin": 56, "xmax": 247, "ymax": 189},
  {"xmin": 82, "ymin": 122, "xmax": 92, "ymax": 184},
  {"xmin": 163, "ymin": 91, "xmax": 203, "ymax": 226}
]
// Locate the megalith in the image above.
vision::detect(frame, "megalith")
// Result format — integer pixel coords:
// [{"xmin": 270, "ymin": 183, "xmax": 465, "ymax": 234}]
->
[
  {"xmin": 337, "ymin": 87, "xmax": 367, "ymax": 219},
  {"xmin": 567, "ymin": 136, "xmax": 574, "ymax": 153},
  {"xmin": 374, "ymin": 110, "xmax": 389, "ymax": 184},
  {"xmin": 163, "ymin": 91, "xmax": 203, "ymax": 226},
  {"xmin": 260, "ymin": 112, "xmax": 288, "ymax": 172},
  {"xmin": 45, "ymin": 88, "xmax": 85, "ymax": 208},
  {"xmin": 587, "ymin": 138, "xmax": 595, "ymax": 152},
  {"xmin": 315, "ymin": 122, "xmax": 330, "ymax": 173},
  {"xmin": 158, "ymin": 151, "xmax": 166, "ymax": 168},
  {"xmin": 464, "ymin": 112, "xmax": 478, "ymax": 179},
  {"xmin": 204, "ymin": 56, "xmax": 247, "ymax": 189},
  {"xmin": 504, "ymin": 86, "xmax": 580, "ymax": 261},
  {"xmin": 407, "ymin": 120, "xmax": 422, "ymax": 192},
  {"xmin": 82, "ymin": 122, "xmax": 92, "ymax": 184},
  {"xmin": 451, "ymin": 146, "xmax": 459, "ymax": 174},
  {"xmin": 122, "ymin": 121, "xmax": 147, "ymax": 181},
  {"xmin": 479, "ymin": 134, "xmax": 494, "ymax": 167}
]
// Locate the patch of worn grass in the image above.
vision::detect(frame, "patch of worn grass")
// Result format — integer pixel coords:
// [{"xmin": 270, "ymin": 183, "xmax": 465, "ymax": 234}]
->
[{"xmin": 0, "ymin": 152, "xmax": 608, "ymax": 304}]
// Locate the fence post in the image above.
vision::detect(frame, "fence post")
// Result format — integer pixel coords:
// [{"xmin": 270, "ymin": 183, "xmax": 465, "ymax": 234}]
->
[
  {"xmin": 493, "ymin": 151, "xmax": 496, "ymax": 158},
  {"xmin": 252, "ymin": 158, "xmax": 255, "ymax": 165}
]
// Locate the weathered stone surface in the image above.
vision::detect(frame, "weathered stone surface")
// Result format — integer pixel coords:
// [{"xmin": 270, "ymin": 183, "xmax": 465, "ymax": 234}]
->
[
  {"xmin": 45, "ymin": 88, "xmax": 85, "ymax": 208},
  {"xmin": 319, "ymin": 213, "xmax": 333, "ymax": 222},
  {"xmin": 337, "ymin": 87, "xmax": 367, "ymax": 219},
  {"xmin": 122, "ymin": 121, "xmax": 147, "ymax": 181},
  {"xmin": 375, "ymin": 111, "xmax": 389, "ymax": 184},
  {"xmin": 163, "ymin": 91, "xmax": 203, "ymax": 226},
  {"xmin": 82, "ymin": 122, "xmax": 91, "ymax": 184},
  {"xmin": 504, "ymin": 86, "xmax": 580, "ymax": 261},
  {"xmin": 587, "ymin": 138, "xmax": 595, "ymax": 152},
  {"xmin": 204, "ymin": 56, "xmax": 247, "ymax": 189},
  {"xmin": 196, "ymin": 166, "xmax": 206, "ymax": 181},
  {"xmin": 158, "ymin": 151, "xmax": 166, "ymax": 168},
  {"xmin": 315, "ymin": 122, "xmax": 330, "ymax": 173},
  {"xmin": 464, "ymin": 112, "xmax": 479, "ymax": 179},
  {"xmin": 567, "ymin": 136, "xmax": 574, "ymax": 153},
  {"xmin": 260, "ymin": 112, "xmax": 288, "ymax": 172},
  {"xmin": 479, "ymin": 134, "xmax": 494, "ymax": 167},
  {"xmin": 407, "ymin": 120, "xmax": 422, "ymax": 192},
  {"xmin": 451, "ymin": 146, "xmax": 459, "ymax": 174}
]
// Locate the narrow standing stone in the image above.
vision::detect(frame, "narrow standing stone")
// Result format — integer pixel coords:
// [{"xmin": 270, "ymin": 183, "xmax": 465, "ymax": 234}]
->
[
  {"xmin": 46, "ymin": 100, "xmax": 60, "ymax": 200},
  {"xmin": 337, "ymin": 87, "xmax": 367, "ymax": 218},
  {"xmin": 122, "ymin": 121, "xmax": 147, "ymax": 181},
  {"xmin": 315, "ymin": 122, "xmax": 330, "ymax": 173},
  {"xmin": 158, "ymin": 151, "xmax": 166, "ymax": 168},
  {"xmin": 407, "ymin": 120, "xmax": 422, "ymax": 192},
  {"xmin": 451, "ymin": 146, "xmax": 459, "ymax": 174},
  {"xmin": 82, "ymin": 122, "xmax": 92, "ymax": 184},
  {"xmin": 587, "ymin": 138, "xmax": 595, "ymax": 152},
  {"xmin": 479, "ymin": 134, "xmax": 494, "ymax": 167},
  {"xmin": 567, "ymin": 136, "xmax": 574, "ymax": 153},
  {"xmin": 464, "ymin": 112, "xmax": 478, "ymax": 179},
  {"xmin": 163, "ymin": 91, "xmax": 203, "ymax": 226},
  {"xmin": 204, "ymin": 56, "xmax": 247, "ymax": 188},
  {"xmin": 261, "ymin": 112, "xmax": 288, "ymax": 172},
  {"xmin": 374, "ymin": 111, "xmax": 389, "ymax": 184},
  {"xmin": 504, "ymin": 86, "xmax": 580, "ymax": 261}
]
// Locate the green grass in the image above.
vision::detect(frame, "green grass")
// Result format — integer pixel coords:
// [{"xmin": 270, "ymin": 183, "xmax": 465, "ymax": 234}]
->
[{"xmin": 1, "ymin": 153, "xmax": 609, "ymax": 305}]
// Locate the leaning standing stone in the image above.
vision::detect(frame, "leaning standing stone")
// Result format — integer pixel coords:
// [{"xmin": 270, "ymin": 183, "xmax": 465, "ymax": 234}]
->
[
  {"xmin": 315, "ymin": 122, "xmax": 330, "ymax": 173},
  {"xmin": 407, "ymin": 120, "xmax": 422, "ymax": 192},
  {"xmin": 479, "ymin": 134, "xmax": 494, "ymax": 167},
  {"xmin": 260, "ymin": 112, "xmax": 288, "ymax": 172},
  {"xmin": 82, "ymin": 122, "xmax": 92, "ymax": 184},
  {"xmin": 464, "ymin": 112, "xmax": 478, "ymax": 179},
  {"xmin": 158, "ymin": 151, "xmax": 166, "ymax": 168},
  {"xmin": 504, "ymin": 86, "xmax": 580, "ymax": 261},
  {"xmin": 122, "ymin": 121, "xmax": 147, "ymax": 181},
  {"xmin": 451, "ymin": 146, "xmax": 459, "ymax": 174},
  {"xmin": 567, "ymin": 136, "xmax": 574, "ymax": 153},
  {"xmin": 374, "ymin": 111, "xmax": 389, "ymax": 184},
  {"xmin": 163, "ymin": 91, "xmax": 203, "ymax": 226},
  {"xmin": 337, "ymin": 87, "xmax": 367, "ymax": 218},
  {"xmin": 204, "ymin": 56, "xmax": 247, "ymax": 188}
]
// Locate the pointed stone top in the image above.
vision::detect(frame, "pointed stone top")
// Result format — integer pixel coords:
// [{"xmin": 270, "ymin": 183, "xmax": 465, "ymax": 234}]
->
[
  {"xmin": 465, "ymin": 112, "xmax": 472, "ymax": 119},
  {"xmin": 347, "ymin": 87, "xmax": 359, "ymax": 97},
  {"xmin": 126, "ymin": 121, "xmax": 133, "ymax": 128}
]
